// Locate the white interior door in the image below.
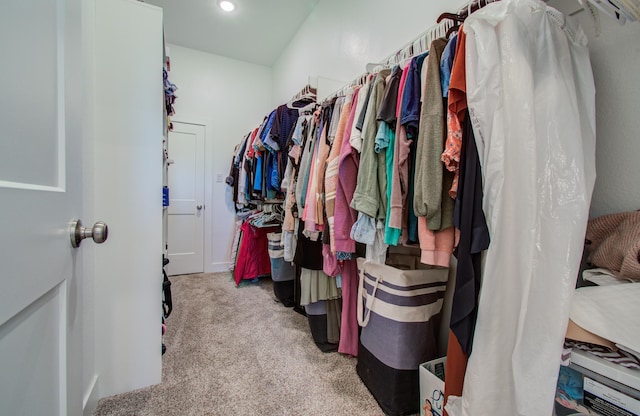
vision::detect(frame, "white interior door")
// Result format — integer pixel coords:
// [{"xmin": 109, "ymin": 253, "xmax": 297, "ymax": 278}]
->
[
  {"xmin": 0, "ymin": 0, "xmax": 85, "ymax": 415},
  {"xmin": 167, "ymin": 121, "xmax": 205, "ymax": 275}
]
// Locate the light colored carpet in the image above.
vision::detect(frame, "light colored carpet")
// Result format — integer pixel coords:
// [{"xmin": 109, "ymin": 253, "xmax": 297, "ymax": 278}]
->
[{"xmin": 94, "ymin": 272, "xmax": 384, "ymax": 416}]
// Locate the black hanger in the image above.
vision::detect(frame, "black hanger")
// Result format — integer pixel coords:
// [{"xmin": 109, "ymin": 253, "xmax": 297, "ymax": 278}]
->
[
  {"xmin": 436, "ymin": 12, "xmax": 465, "ymax": 24},
  {"xmin": 446, "ymin": 24, "xmax": 460, "ymax": 39},
  {"xmin": 438, "ymin": 0, "xmax": 498, "ymax": 27}
]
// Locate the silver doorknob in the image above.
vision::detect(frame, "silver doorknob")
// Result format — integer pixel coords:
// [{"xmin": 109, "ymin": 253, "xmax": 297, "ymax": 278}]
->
[
  {"xmin": 196, "ymin": 205, "xmax": 203, "ymax": 210},
  {"xmin": 70, "ymin": 219, "xmax": 109, "ymax": 248}
]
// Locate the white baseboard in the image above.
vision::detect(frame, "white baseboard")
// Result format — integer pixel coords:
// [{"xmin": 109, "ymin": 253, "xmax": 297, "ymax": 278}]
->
[
  {"xmin": 206, "ymin": 262, "xmax": 231, "ymax": 273},
  {"xmin": 83, "ymin": 375, "xmax": 99, "ymax": 416}
]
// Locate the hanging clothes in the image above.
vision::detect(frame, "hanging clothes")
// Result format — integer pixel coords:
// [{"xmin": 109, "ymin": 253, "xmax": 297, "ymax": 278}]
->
[
  {"xmin": 282, "ymin": 116, "xmax": 312, "ymax": 261},
  {"xmin": 296, "ymin": 113, "xmax": 319, "ymax": 214},
  {"xmin": 388, "ymin": 61, "xmax": 411, "ymax": 236},
  {"xmin": 233, "ymin": 221, "xmax": 277, "ymax": 285},
  {"xmin": 335, "ymin": 84, "xmax": 369, "ymax": 255},
  {"xmin": 443, "ymin": 111, "xmax": 490, "ymax": 413},
  {"xmin": 326, "ymin": 90, "xmax": 357, "ymax": 253},
  {"xmin": 302, "ymin": 120, "xmax": 325, "ymax": 234},
  {"xmin": 314, "ymin": 98, "xmax": 343, "ymax": 231},
  {"xmin": 403, "ymin": 54, "xmax": 427, "ymax": 245},
  {"xmin": 442, "ymin": 25, "xmax": 475, "ymax": 414},
  {"xmin": 413, "ymin": 38, "xmax": 452, "ymax": 232},
  {"xmin": 440, "ymin": 34, "xmax": 462, "ymax": 200},
  {"xmin": 338, "ymin": 259, "xmax": 360, "ymax": 357},
  {"xmin": 376, "ymin": 65, "xmax": 402, "ymax": 247},
  {"xmin": 351, "ymin": 69, "xmax": 391, "ymax": 264},
  {"xmin": 446, "ymin": 1, "xmax": 597, "ymax": 415},
  {"xmin": 351, "ymin": 69, "xmax": 391, "ymax": 221}
]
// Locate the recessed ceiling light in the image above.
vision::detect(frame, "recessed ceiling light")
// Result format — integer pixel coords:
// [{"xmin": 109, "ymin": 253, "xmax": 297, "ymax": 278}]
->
[{"xmin": 218, "ymin": 0, "xmax": 235, "ymax": 12}]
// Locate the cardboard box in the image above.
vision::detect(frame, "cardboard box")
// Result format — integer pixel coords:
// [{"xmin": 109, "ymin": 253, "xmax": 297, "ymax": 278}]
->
[
  {"xmin": 420, "ymin": 357, "xmax": 446, "ymax": 416},
  {"xmin": 555, "ymin": 363, "xmax": 640, "ymax": 416},
  {"xmin": 584, "ymin": 375, "xmax": 640, "ymax": 415}
]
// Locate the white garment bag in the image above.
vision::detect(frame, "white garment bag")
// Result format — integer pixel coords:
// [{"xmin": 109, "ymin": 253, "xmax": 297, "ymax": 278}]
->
[{"xmin": 446, "ymin": 1, "xmax": 597, "ymax": 415}]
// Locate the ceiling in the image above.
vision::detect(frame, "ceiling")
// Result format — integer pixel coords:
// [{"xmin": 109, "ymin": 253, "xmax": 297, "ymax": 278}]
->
[{"xmin": 143, "ymin": 0, "xmax": 320, "ymax": 67}]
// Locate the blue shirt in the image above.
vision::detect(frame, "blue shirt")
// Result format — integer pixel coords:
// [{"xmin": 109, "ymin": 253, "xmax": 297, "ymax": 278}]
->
[
  {"xmin": 261, "ymin": 110, "xmax": 278, "ymax": 153},
  {"xmin": 440, "ymin": 34, "xmax": 458, "ymax": 97},
  {"xmin": 253, "ymin": 155, "xmax": 263, "ymax": 192},
  {"xmin": 400, "ymin": 52, "xmax": 428, "ymax": 140}
]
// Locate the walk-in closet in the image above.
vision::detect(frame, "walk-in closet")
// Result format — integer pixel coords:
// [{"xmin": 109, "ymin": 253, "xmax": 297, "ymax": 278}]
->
[{"xmin": 2, "ymin": 0, "xmax": 639, "ymax": 415}]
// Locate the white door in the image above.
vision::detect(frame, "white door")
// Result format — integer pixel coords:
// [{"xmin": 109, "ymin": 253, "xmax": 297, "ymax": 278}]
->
[
  {"xmin": 0, "ymin": 0, "xmax": 85, "ymax": 415},
  {"xmin": 166, "ymin": 122, "xmax": 206, "ymax": 275}
]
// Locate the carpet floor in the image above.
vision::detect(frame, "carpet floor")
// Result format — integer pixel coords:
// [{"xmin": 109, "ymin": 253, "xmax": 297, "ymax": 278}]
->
[{"xmin": 93, "ymin": 272, "xmax": 384, "ymax": 416}]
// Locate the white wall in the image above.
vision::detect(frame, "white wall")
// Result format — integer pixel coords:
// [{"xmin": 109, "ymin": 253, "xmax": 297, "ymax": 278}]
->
[
  {"xmin": 575, "ymin": 12, "xmax": 640, "ymax": 217},
  {"xmin": 93, "ymin": 0, "xmax": 164, "ymax": 398},
  {"xmin": 271, "ymin": 0, "xmax": 460, "ymax": 106},
  {"xmin": 547, "ymin": 2, "xmax": 640, "ymax": 218},
  {"xmin": 166, "ymin": 45, "xmax": 273, "ymax": 272}
]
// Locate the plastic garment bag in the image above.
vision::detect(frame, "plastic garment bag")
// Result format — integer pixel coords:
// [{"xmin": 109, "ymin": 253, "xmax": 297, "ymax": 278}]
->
[{"xmin": 446, "ymin": 1, "xmax": 596, "ymax": 415}]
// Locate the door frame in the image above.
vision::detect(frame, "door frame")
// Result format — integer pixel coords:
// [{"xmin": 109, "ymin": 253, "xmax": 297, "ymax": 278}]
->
[
  {"xmin": 81, "ymin": 0, "xmax": 99, "ymax": 414},
  {"xmin": 168, "ymin": 117, "xmax": 221, "ymax": 273},
  {"xmin": 166, "ymin": 120, "xmax": 206, "ymax": 275}
]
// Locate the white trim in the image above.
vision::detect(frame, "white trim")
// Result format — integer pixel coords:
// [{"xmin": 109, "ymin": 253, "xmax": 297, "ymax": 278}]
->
[
  {"xmin": 82, "ymin": 375, "xmax": 99, "ymax": 416},
  {"xmin": 0, "ymin": 181, "xmax": 65, "ymax": 192},
  {"xmin": 207, "ymin": 262, "xmax": 232, "ymax": 273},
  {"xmin": 170, "ymin": 117, "xmax": 211, "ymax": 275},
  {"xmin": 57, "ymin": 0, "xmax": 66, "ymax": 191},
  {"xmin": 58, "ymin": 281, "xmax": 67, "ymax": 416},
  {"xmin": 169, "ymin": 115, "xmax": 210, "ymax": 127}
]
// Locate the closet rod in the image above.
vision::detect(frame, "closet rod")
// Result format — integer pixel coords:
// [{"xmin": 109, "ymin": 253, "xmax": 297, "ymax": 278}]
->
[
  {"xmin": 378, "ymin": 0, "xmax": 561, "ymax": 71},
  {"xmin": 377, "ymin": 19, "xmax": 451, "ymax": 68},
  {"xmin": 323, "ymin": 0, "xmax": 483, "ymax": 102},
  {"xmin": 290, "ymin": 84, "xmax": 317, "ymax": 103},
  {"xmin": 322, "ymin": 0, "xmax": 631, "ymax": 102},
  {"xmin": 376, "ymin": 0, "xmax": 502, "ymax": 67}
]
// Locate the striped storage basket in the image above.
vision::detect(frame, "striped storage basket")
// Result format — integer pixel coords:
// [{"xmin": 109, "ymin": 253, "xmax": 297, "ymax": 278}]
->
[
  {"xmin": 356, "ymin": 257, "xmax": 449, "ymax": 416},
  {"xmin": 267, "ymin": 232, "xmax": 295, "ymax": 306}
]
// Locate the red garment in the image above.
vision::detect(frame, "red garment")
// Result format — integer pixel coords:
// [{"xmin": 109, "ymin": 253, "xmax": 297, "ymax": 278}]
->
[
  {"xmin": 443, "ymin": 26, "xmax": 468, "ymax": 203},
  {"xmin": 448, "ymin": 27, "xmax": 468, "ymax": 120},
  {"xmin": 443, "ymin": 330, "xmax": 468, "ymax": 416},
  {"xmin": 233, "ymin": 221, "xmax": 275, "ymax": 285},
  {"xmin": 443, "ymin": 28, "xmax": 470, "ymax": 416},
  {"xmin": 246, "ymin": 128, "xmax": 259, "ymax": 159}
]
